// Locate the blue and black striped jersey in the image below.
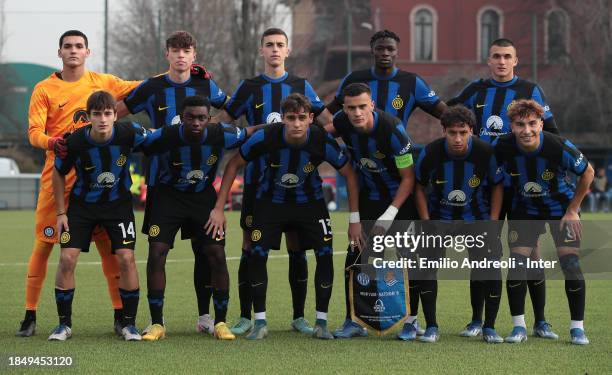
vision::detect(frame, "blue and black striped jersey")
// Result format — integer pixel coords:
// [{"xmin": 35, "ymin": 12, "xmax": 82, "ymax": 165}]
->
[
  {"xmin": 239, "ymin": 123, "xmax": 348, "ymax": 204},
  {"xmin": 493, "ymin": 132, "xmax": 588, "ymax": 217},
  {"xmin": 224, "ymin": 72, "xmax": 325, "ymax": 185},
  {"xmin": 332, "ymin": 109, "xmax": 413, "ymax": 201},
  {"xmin": 55, "ymin": 122, "xmax": 148, "ymax": 203},
  {"xmin": 330, "ymin": 67, "xmax": 440, "ymax": 125},
  {"xmin": 415, "ymin": 137, "xmax": 503, "ymax": 220},
  {"xmin": 142, "ymin": 123, "xmax": 245, "ymax": 193},
  {"xmin": 447, "ymin": 76, "xmax": 558, "ymax": 143}
]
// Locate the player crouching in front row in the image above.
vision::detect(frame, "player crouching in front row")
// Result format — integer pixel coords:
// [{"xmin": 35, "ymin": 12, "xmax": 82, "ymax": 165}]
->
[
  {"xmin": 207, "ymin": 93, "xmax": 363, "ymax": 340},
  {"xmin": 50, "ymin": 91, "xmax": 148, "ymax": 341}
]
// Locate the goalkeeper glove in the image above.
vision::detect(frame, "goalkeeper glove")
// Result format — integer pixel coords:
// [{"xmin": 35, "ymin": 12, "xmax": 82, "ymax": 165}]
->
[{"xmin": 190, "ymin": 64, "xmax": 212, "ymax": 79}]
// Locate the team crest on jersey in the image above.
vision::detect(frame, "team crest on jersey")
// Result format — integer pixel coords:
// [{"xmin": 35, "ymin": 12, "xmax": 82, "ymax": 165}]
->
[
  {"xmin": 391, "ymin": 95, "xmax": 404, "ymax": 110},
  {"xmin": 73, "ymin": 109, "xmax": 88, "ymax": 125},
  {"xmin": 149, "ymin": 225, "xmax": 160, "ymax": 237},
  {"xmin": 509, "ymin": 230, "xmax": 518, "ymax": 243},
  {"xmin": 279, "ymin": 173, "xmax": 300, "ymax": 188},
  {"xmin": 116, "ymin": 154, "xmax": 127, "ymax": 167},
  {"xmin": 251, "ymin": 230, "xmax": 262, "ymax": 242},
  {"xmin": 207, "ymin": 155, "xmax": 218, "ymax": 166},
  {"xmin": 541, "ymin": 170, "xmax": 555, "ymax": 180},
  {"xmin": 266, "ymin": 112, "xmax": 282, "ymax": 124},
  {"xmin": 356, "ymin": 272, "xmax": 370, "ymax": 287},
  {"xmin": 93, "ymin": 172, "xmax": 116, "ymax": 188},
  {"xmin": 60, "ymin": 232, "xmax": 71, "ymax": 244},
  {"xmin": 43, "ymin": 226, "xmax": 55, "ymax": 238},
  {"xmin": 303, "ymin": 162, "xmax": 315, "ymax": 173},
  {"xmin": 374, "ymin": 151, "xmax": 386, "ymax": 159},
  {"xmin": 468, "ymin": 175, "xmax": 481, "ymax": 188},
  {"xmin": 445, "ymin": 190, "xmax": 467, "ymax": 206},
  {"xmin": 245, "ymin": 215, "xmax": 253, "ymax": 228}
]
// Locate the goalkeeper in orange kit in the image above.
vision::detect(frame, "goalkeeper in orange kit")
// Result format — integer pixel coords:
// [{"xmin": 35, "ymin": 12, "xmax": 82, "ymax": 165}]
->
[{"xmin": 17, "ymin": 30, "xmax": 141, "ymax": 337}]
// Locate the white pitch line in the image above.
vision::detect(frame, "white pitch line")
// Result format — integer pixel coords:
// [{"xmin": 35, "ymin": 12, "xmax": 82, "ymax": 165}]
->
[{"xmin": 0, "ymin": 252, "xmax": 345, "ymax": 267}]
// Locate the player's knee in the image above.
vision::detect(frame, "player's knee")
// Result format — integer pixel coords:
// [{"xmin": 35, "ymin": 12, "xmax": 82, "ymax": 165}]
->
[
  {"xmin": 507, "ymin": 253, "xmax": 528, "ymax": 281},
  {"xmin": 560, "ymin": 254, "xmax": 584, "ymax": 281},
  {"xmin": 115, "ymin": 251, "xmax": 136, "ymax": 271},
  {"xmin": 206, "ymin": 246, "xmax": 227, "ymax": 269},
  {"xmin": 58, "ymin": 251, "xmax": 78, "ymax": 274}
]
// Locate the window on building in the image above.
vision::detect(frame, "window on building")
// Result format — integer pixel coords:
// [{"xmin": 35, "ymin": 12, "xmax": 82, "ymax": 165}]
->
[
  {"xmin": 480, "ymin": 9, "xmax": 500, "ymax": 61},
  {"xmin": 547, "ymin": 9, "xmax": 569, "ymax": 62},
  {"xmin": 414, "ymin": 8, "xmax": 434, "ymax": 61}
]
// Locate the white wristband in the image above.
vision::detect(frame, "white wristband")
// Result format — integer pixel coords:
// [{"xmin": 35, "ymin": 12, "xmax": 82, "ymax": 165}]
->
[
  {"xmin": 349, "ymin": 212, "xmax": 360, "ymax": 223},
  {"xmin": 378, "ymin": 205, "xmax": 399, "ymax": 222}
]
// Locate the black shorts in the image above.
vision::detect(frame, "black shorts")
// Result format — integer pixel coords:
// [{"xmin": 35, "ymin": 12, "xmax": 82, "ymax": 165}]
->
[
  {"xmin": 251, "ymin": 199, "xmax": 332, "ymax": 251},
  {"xmin": 60, "ymin": 198, "xmax": 136, "ymax": 253},
  {"xmin": 240, "ymin": 183, "xmax": 257, "ymax": 231},
  {"xmin": 141, "ymin": 184, "xmax": 157, "ymax": 235},
  {"xmin": 147, "ymin": 184, "xmax": 223, "ymax": 247},
  {"xmin": 507, "ymin": 213, "xmax": 581, "ymax": 249}
]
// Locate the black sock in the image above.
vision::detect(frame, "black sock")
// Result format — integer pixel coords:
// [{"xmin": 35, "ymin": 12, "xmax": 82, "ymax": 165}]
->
[
  {"xmin": 193, "ymin": 243, "xmax": 212, "ymax": 316},
  {"xmin": 314, "ymin": 247, "xmax": 334, "ymax": 314},
  {"xmin": 113, "ymin": 308, "xmax": 123, "ymax": 322},
  {"xmin": 484, "ymin": 278, "xmax": 502, "ymax": 329},
  {"xmin": 24, "ymin": 309, "xmax": 36, "ymax": 322},
  {"xmin": 55, "ymin": 288, "xmax": 74, "ymax": 327},
  {"xmin": 469, "ymin": 278, "xmax": 485, "ymax": 322},
  {"xmin": 119, "ymin": 288, "xmax": 140, "ymax": 327},
  {"xmin": 248, "ymin": 246, "xmax": 269, "ymax": 314},
  {"xmin": 238, "ymin": 250, "xmax": 252, "ymax": 319},
  {"xmin": 419, "ymin": 278, "xmax": 438, "ymax": 328},
  {"xmin": 560, "ymin": 254, "xmax": 586, "ymax": 321},
  {"xmin": 344, "ymin": 248, "xmax": 360, "ymax": 320},
  {"xmin": 288, "ymin": 250, "xmax": 308, "ymax": 320},
  {"xmin": 507, "ymin": 253, "xmax": 528, "ymax": 316},
  {"xmin": 527, "ymin": 267, "xmax": 547, "ymax": 322},
  {"xmin": 147, "ymin": 290, "xmax": 164, "ymax": 325},
  {"xmin": 213, "ymin": 289, "xmax": 229, "ymax": 324},
  {"xmin": 408, "ymin": 278, "xmax": 420, "ymax": 317}
]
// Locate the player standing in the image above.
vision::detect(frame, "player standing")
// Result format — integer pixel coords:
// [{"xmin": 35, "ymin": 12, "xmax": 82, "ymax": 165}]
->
[
  {"xmin": 448, "ymin": 38, "xmax": 559, "ymax": 338},
  {"xmin": 321, "ymin": 83, "xmax": 416, "ymax": 339},
  {"xmin": 18, "ymin": 30, "xmax": 140, "ymax": 337},
  {"xmin": 212, "ymin": 28, "xmax": 333, "ymax": 335},
  {"xmin": 494, "ymin": 99, "xmax": 593, "ymax": 345},
  {"xmin": 50, "ymin": 91, "xmax": 147, "ymax": 341},
  {"xmin": 414, "ymin": 105, "xmax": 504, "ymax": 343},
  {"xmin": 208, "ymin": 93, "xmax": 363, "ymax": 340},
  {"xmin": 326, "ymin": 29, "xmax": 447, "ymax": 336},
  {"xmin": 122, "ymin": 30, "xmax": 228, "ymax": 335}
]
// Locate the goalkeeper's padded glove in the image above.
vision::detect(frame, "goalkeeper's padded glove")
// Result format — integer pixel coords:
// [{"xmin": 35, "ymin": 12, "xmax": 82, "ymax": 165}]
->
[
  {"xmin": 190, "ymin": 63, "xmax": 212, "ymax": 79},
  {"xmin": 48, "ymin": 133, "xmax": 70, "ymax": 159}
]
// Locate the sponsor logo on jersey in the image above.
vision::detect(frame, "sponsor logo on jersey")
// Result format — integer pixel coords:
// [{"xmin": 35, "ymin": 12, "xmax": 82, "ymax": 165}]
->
[
  {"xmin": 92, "ymin": 172, "xmax": 117, "ymax": 189},
  {"xmin": 278, "ymin": 173, "xmax": 301, "ymax": 188},
  {"xmin": 184, "ymin": 170, "xmax": 205, "ymax": 184},
  {"xmin": 266, "ymin": 112, "xmax": 282, "ymax": 124},
  {"xmin": 523, "ymin": 182, "xmax": 547, "ymax": 197},
  {"xmin": 359, "ymin": 158, "xmax": 386, "ymax": 173},
  {"xmin": 480, "ymin": 115, "xmax": 507, "ymax": 137},
  {"xmin": 443, "ymin": 190, "xmax": 468, "ymax": 207}
]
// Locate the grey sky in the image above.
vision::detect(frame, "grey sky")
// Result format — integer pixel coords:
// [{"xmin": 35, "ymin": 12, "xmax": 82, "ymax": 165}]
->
[{"xmin": 2, "ymin": 0, "xmax": 120, "ymax": 71}]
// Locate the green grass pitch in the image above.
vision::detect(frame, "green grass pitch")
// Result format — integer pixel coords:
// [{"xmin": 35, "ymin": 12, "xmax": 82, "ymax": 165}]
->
[{"xmin": 1, "ymin": 210, "xmax": 610, "ymax": 374}]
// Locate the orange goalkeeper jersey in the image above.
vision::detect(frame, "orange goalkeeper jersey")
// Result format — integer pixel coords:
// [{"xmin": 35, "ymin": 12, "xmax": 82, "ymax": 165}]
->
[{"xmin": 28, "ymin": 70, "xmax": 140, "ymax": 192}]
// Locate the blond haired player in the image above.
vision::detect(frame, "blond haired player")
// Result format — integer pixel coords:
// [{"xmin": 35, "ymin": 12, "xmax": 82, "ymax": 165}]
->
[{"xmin": 17, "ymin": 30, "xmax": 140, "ymax": 337}]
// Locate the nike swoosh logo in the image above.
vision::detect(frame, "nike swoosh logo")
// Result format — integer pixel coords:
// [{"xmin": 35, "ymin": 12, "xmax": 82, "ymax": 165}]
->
[
  {"xmin": 476, "ymin": 104, "xmax": 486, "ymax": 108},
  {"xmin": 568, "ymin": 287, "xmax": 582, "ymax": 292},
  {"xmin": 122, "ymin": 240, "xmax": 135, "ymax": 245},
  {"xmin": 564, "ymin": 238, "xmax": 576, "ymax": 243},
  {"xmin": 255, "ymin": 103, "xmax": 265, "ymax": 109},
  {"xmin": 84, "ymin": 166, "xmax": 95, "ymax": 171},
  {"xmin": 215, "ymin": 236, "xmax": 224, "ymax": 241},
  {"xmin": 323, "ymin": 236, "xmax": 332, "ymax": 242},
  {"xmin": 421, "ymin": 290, "xmax": 432, "ymax": 294},
  {"xmin": 158, "ymin": 106, "xmax": 170, "ymax": 111},
  {"xmin": 59, "ymin": 102, "xmax": 68, "ymax": 108},
  {"xmin": 533, "ymin": 279, "xmax": 544, "ymax": 286},
  {"xmin": 508, "ymin": 283, "xmax": 522, "ymax": 288},
  {"xmin": 489, "ymin": 294, "xmax": 500, "ymax": 298},
  {"xmin": 435, "ymin": 180, "xmax": 447, "ymax": 184},
  {"xmin": 510, "ymin": 173, "xmax": 521, "ymax": 176},
  {"xmin": 172, "ymin": 162, "xmax": 183, "ymax": 166},
  {"xmin": 270, "ymin": 163, "xmax": 282, "ymax": 168},
  {"xmin": 252, "ymin": 282, "xmax": 264, "ymax": 287},
  {"xmin": 321, "ymin": 283, "xmax": 333, "ymax": 289}
]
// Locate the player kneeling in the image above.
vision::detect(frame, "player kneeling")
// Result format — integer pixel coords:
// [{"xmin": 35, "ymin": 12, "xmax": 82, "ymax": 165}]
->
[
  {"xmin": 207, "ymin": 93, "xmax": 363, "ymax": 340},
  {"xmin": 50, "ymin": 91, "xmax": 147, "ymax": 341},
  {"xmin": 495, "ymin": 99, "xmax": 594, "ymax": 345}
]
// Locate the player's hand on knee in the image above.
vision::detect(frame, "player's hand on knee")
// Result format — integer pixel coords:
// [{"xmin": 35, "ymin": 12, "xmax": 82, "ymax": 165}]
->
[
  {"xmin": 560, "ymin": 210, "xmax": 582, "ymax": 240},
  {"xmin": 56, "ymin": 213, "xmax": 69, "ymax": 241},
  {"xmin": 205, "ymin": 207, "xmax": 226, "ymax": 237},
  {"xmin": 348, "ymin": 222, "xmax": 364, "ymax": 250}
]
